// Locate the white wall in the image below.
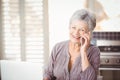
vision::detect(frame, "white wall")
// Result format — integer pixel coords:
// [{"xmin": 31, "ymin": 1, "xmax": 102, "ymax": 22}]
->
[{"xmin": 48, "ymin": 0, "xmax": 86, "ymax": 52}]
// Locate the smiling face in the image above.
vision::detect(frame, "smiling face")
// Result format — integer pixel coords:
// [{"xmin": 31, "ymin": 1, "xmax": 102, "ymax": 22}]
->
[{"xmin": 69, "ymin": 20, "xmax": 90, "ymax": 44}]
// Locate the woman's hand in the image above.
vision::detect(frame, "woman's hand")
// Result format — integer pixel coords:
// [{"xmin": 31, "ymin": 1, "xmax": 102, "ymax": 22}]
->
[
  {"xmin": 80, "ymin": 32, "xmax": 91, "ymax": 53},
  {"xmin": 80, "ymin": 32, "xmax": 91, "ymax": 71}
]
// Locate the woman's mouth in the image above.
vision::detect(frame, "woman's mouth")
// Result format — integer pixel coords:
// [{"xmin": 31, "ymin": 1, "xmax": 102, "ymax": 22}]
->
[{"xmin": 72, "ymin": 35, "xmax": 80, "ymax": 40}]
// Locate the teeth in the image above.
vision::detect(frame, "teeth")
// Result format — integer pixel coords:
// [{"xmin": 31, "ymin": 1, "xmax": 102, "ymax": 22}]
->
[
  {"xmin": 74, "ymin": 36, "xmax": 80, "ymax": 38},
  {"xmin": 72, "ymin": 35, "xmax": 80, "ymax": 39}
]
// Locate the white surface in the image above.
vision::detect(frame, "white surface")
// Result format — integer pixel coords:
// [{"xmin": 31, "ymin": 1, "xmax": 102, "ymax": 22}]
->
[{"xmin": 0, "ymin": 60, "xmax": 43, "ymax": 80}]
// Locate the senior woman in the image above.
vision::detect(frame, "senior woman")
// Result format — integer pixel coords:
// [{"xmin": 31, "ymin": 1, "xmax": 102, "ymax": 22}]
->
[{"xmin": 43, "ymin": 9, "xmax": 100, "ymax": 80}]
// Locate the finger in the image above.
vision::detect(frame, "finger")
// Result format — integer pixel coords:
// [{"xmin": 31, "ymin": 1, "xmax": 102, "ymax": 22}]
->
[
  {"xmin": 81, "ymin": 34, "xmax": 90, "ymax": 46},
  {"xmin": 84, "ymin": 33, "xmax": 90, "ymax": 41},
  {"xmin": 80, "ymin": 37, "xmax": 84, "ymax": 45},
  {"xmin": 80, "ymin": 36, "xmax": 87, "ymax": 45}
]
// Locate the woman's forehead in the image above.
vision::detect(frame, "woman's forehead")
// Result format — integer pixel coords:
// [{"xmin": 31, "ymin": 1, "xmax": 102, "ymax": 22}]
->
[{"xmin": 70, "ymin": 20, "xmax": 88, "ymax": 29}]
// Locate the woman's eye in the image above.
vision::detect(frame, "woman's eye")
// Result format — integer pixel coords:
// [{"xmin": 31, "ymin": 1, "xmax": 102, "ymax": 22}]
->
[
  {"xmin": 72, "ymin": 27, "xmax": 76, "ymax": 29},
  {"xmin": 81, "ymin": 29, "xmax": 85, "ymax": 32}
]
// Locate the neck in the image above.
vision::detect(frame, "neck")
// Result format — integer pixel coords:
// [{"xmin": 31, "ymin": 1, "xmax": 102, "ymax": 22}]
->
[{"xmin": 69, "ymin": 41, "xmax": 80, "ymax": 52}]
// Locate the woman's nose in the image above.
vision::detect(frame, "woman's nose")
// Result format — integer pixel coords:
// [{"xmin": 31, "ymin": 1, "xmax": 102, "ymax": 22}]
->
[{"xmin": 74, "ymin": 29, "xmax": 80, "ymax": 35}]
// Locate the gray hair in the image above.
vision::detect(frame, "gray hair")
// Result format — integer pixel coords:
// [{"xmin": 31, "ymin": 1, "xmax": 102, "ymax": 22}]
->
[{"xmin": 69, "ymin": 9, "xmax": 96, "ymax": 31}]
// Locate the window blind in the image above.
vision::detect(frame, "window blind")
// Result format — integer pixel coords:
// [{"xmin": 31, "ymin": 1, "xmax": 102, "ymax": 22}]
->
[
  {"xmin": 1, "ymin": 0, "xmax": 49, "ymax": 66},
  {"xmin": 25, "ymin": 0, "xmax": 44, "ymax": 63},
  {"xmin": 2, "ymin": 0, "xmax": 21, "ymax": 60}
]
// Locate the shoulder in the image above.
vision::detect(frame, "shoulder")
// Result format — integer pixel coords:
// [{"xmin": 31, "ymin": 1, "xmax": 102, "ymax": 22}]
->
[
  {"xmin": 88, "ymin": 44, "xmax": 100, "ymax": 56},
  {"xmin": 89, "ymin": 44, "xmax": 100, "ymax": 52},
  {"xmin": 53, "ymin": 40, "xmax": 69, "ymax": 51},
  {"xmin": 51, "ymin": 40, "xmax": 69, "ymax": 58}
]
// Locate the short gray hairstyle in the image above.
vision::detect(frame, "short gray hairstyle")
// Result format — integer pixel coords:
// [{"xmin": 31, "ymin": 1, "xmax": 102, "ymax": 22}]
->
[{"xmin": 69, "ymin": 9, "xmax": 96, "ymax": 31}]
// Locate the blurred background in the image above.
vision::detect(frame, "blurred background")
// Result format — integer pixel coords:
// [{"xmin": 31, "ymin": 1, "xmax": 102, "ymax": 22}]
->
[{"xmin": 0, "ymin": 0, "xmax": 120, "ymax": 80}]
